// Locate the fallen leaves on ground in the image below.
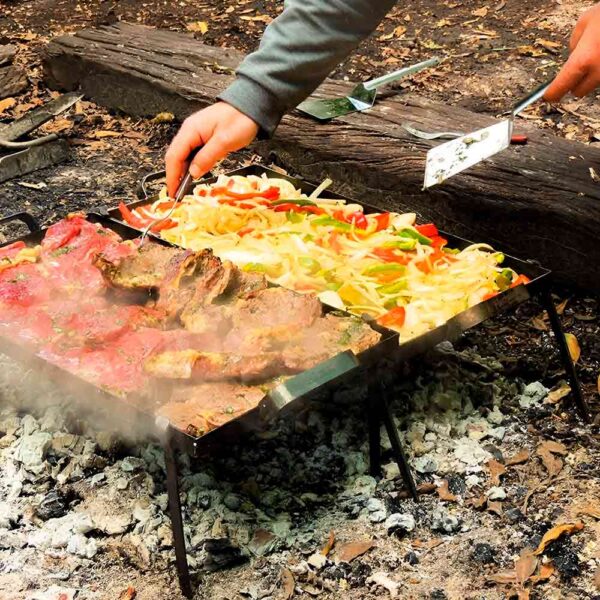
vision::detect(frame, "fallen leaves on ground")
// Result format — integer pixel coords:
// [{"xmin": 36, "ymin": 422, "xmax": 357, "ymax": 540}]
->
[
  {"xmin": 565, "ymin": 333, "xmax": 581, "ymax": 363},
  {"xmin": 280, "ymin": 568, "xmax": 295, "ymax": 600},
  {"xmin": 505, "ymin": 450, "xmax": 529, "ymax": 466},
  {"xmin": 576, "ymin": 503, "xmax": 600, "ymax": 519},
  {"xmin": 515, "ymin": 550, "xmax": 538, "ymax": 588},
  {"xmin": 152, "ymin": 112, "xmax": 175, "ymax": 123},
  {"xmin": 336, "ymin": 540, "xmax": 374, "ymax": 563},
  {"xmin": 0, "ymin": 97, "xmax": 16, "ymax": 115},
  {"xmin": 437, "ymin": 479, "xmax": 458, "ymax": 501},
  {"xmin": 487, "ymin": 459, "xmax": 507, "ymax": 486},
  {"xmin": 533, "ymin": 522, "xmax": 584, "ymax": 555},
  {"xmin": 320, "ymin": 530, "xmax": 335, "ymax": 557},
  {"xmin": 118, "ymin": 587, "xmax": 136, "ymax": 600},
  {"xmin": 186, "ymin": 21, "xmax": 208, "ymax": 34},
  {"xmin": 546, "ymin": 382, "xmax": 571, "ymax": 404},
  {"xmin": 537, "ymin": 440, "xmax": 567, "ymax": 478},
  {"xmin": 487, "ymin": 500, "xmax": 504, "ymax": 516},
  {"xmin": 378, "ymin": 25, "xmax": 406, "ymax": 41}
]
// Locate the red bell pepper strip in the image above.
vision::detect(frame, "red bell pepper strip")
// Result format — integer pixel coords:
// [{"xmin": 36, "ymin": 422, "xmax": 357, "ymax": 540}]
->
[
  {"xmin": 328, "ymin": 232, "xmax": 342, "ymax": 253},
  {"xmin": 482, "ymin": 291, "xmax": 499, "ymax": 301},
  {"xmin": 348, "ymin": 211, "xmax": 368, "ymax": 230},
  {"xmin": 372, "ymin": 248, "xmax": 410, "ymax": 264},
  {"xmin": 378, "ymin": 306, "xmax": 406, "ymax": 328},
  {"xmin": 237, "ymin": 227, "xmax": 254, "ymax": 237},
  {"xmin": 510, "ymin": 274, "xmax": 531, "ymax": 288},
  {"xmin": 373, "ymin": 213, "xmax": 391, "ymax": 231},
  {"xmin": 119, "ymin": 202, "xmax": 148, "ymax": 229},
  {"xmin": 272, "ymin": 203, "xmax": 326, "ymax": 215},
  {"xmin": 210, "ymin": 186, "xmax": 281, "ymax": 200},
  {"xmin": 415, "ymin": 259, "xmax": 432, "ymax": 274},
  {"xmin": 415, "ymin": 223, "xmax": 439, "ymax": 238}
]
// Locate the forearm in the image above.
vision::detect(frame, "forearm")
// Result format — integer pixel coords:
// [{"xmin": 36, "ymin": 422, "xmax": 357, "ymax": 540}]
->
[{"xmin": 218, "ymin": 0, "xmax": 397, "ymax": 136}]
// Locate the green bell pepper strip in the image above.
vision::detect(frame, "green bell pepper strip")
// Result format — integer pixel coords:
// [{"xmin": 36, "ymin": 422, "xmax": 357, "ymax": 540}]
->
[
  {"xmin": 381, "ymin": 239, "xmax": 417, "ymax": 251},
  {"xmin": 398, "ymin": 228, "xmax": 433, "ymax": 246},
  {"xmin": 311, "ymin": 216, "xmax": 352, "ymax": 232},
  {"xmin": 377, "ymin": 279, "xmax": 408, "ymax": 294},
  {"xmin": 363, "ymin": 263, "xmax": 406, "ymax": 276},
  {"xmin": 271, "ymin": 198, "xmax": 317, "ymax": 207}
]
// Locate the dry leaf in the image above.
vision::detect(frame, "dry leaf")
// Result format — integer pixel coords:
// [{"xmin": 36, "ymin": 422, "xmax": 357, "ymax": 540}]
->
[
  {"xmin": 488, "ymin": 570, "xmax": 516, "ymax": 584},
  {"xmin": 118, "ymin": 588, "xmax": 136, "ymax": 600},
  {"xmin": 556, "ymin": 298, "xmax": 569, "ymax": 314},
  {"xmin": 506, "ymin": 450, "xmax": 529, "ymax": 466},
  {"xmin": 412, "ymin": 538, "xmax": 444, "ymax": 550},
  {"xmin": 281, "ymin": 568, "xmax": 295, "ymax": 600},
  {"xmin": 240, "ymin": 14, "xmax": 273, "ymax": 23},
  {"xmin": 536, "ymin": 38, "xmax": 561, "ymax": 54},
  {"xmin": 515, "ymin": 550, "xmax": 538, "ymax": 587},
  {"xmin": 186, "ymin": 21, "xmax": 208, "ymax": 34},
  {"xmin": 435, "ymin": 19, "xmax": 452, "ymax": 28},
  {"xmin": 152, "ymin": 112, "xmax": 175, "ymax": 123},
  {"xmin": 533, "ymin": 522, "xmax": 584, "ymax": 555},
  {"xmin": 321, "ymin": 530, "xmax": 335, "ymax": 557},
  {"xmin": 0, "ymin": 97, "xmax": 16, "ymax": 115},
  {"xmin": 545, "ymin": 382, "xmax": 571, "ymax": 404},
  {"xmin": 565, "ymin": 333, "xmax": 580, "ymax": 362},
  {"xmin": 437, "ymin": 480, "xmax": 458, "ymax": 502},
  {"xmin": 336, "ymin": 540, "xmax": 374, "ymax": 563},
  {"xmin": 422, "ymin": 39, "xmax": 445, "ymax": 50},
  {"xmin": 470, "ymin": 495, "xmax": 487, "ymax": 509},
  {"xmin": 379, "ymin": 25, "xmax": 407, "ymax": 41},
  {"xmin": 487, "ymin": 500, "xmax": 504, "ymax": 516},
  {"xmin": 92, "ymin": 130, "xmax": 121, "ymax": 139},
  {"xmin": 518, "ymin": 45, "xmax": 546, "ymax": 57},
  {"xmin": 539, "ymin": 440, "xmax": 567, "ymax": 455},
  {"xmin": 472, "ymin": 6, "xmax": 489, "ymax": 17},
  {"xmin": 495, "ymin": 0, "xmax": 506, "ymax": 9},
  {"xmin": 517, "ymin": 590, "xmax": 530, "ymax": 600},
  {"xmin": 487, "ymin": 459, "xmax": 507, "ymax": 486},
  {"xmin": 594, "ymin": 567, "xmax": 600, "ymax": 590},
  {"xmin": 530, "ymin": 316, "xmax": 548, "ymax": 331},
  {"xmin": 530, "ymin": 562, "xmax": 555, "ymax": 584}
]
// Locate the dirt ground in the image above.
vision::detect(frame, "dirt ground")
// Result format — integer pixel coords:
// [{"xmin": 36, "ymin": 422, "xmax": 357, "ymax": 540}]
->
[{"xmin": 0, "ymin": 1, "xmax": 599, "ymax": 599}]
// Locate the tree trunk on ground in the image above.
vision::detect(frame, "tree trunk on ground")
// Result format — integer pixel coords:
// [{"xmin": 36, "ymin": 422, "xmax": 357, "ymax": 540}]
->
[{"xmin": 43, "ymin": 22, "xmax": 600, "ymax": 291}]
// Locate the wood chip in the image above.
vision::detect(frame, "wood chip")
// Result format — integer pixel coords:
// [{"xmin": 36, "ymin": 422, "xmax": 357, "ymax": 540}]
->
[
  {"xmin": 505, "ymin": 450, "xmax": 529, "ymax": 466},
  {"xmin": 530, "ymin": 562, "xmax": 555, "ymax": 584},
  {"xmin": 281, "ymin": 568, "xmax": 295, "ymax": 600},
  {"xmin": 487, "ymin": 459, "xmax": 507, "ymax": 486},
  {"xmin": 336, "ymin": 540, "xmax": 374, "ymax": 563},
  {"xmin": 533, "ymin": 522, "xmax": 584, "ymax": 555}
]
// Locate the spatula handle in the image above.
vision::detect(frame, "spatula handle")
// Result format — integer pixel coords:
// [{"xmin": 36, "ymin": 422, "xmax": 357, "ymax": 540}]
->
[
  {"xmin": 364, "ymin": 57, "xmax": 440, "ymax": 91},
  {"xmin": 511, "ymin": 79, "xmax": 552, "ymax": 118}
]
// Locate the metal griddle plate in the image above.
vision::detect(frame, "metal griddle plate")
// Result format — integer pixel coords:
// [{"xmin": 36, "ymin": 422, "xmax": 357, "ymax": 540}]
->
[
  {"xmin": 0, "ymin": 212, "xmax": 398, "ymax": 457},
  {"xmin": 108, "ymin": 165, "xmax": 550, "ymax": 361}
]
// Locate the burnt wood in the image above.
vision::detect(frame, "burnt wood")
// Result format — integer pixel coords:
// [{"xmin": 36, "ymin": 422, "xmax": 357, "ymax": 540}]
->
[{"xmin": 43, "ymin": 22, "xmax": 600, "ymax": 291}]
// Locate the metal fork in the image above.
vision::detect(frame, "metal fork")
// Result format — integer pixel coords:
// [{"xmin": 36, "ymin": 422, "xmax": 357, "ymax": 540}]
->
[{"xmin": 139, "ymin": 148, "xmax": 200, "ymax": 244}]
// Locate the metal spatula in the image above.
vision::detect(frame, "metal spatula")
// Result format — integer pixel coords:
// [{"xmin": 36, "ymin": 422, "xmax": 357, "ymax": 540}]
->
[
  {"xmin": 423, "ymin": 79, "xmax": 551, "ymax": 189},
  {"xmin": 297, "ymin": 57, "xmax": 440, "ymax": 121}
]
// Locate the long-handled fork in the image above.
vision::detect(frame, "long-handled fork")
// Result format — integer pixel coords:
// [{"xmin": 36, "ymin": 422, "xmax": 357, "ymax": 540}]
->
[{"xmin": 139, "ymin": 149, "xmax": 200, "ymax": 244}]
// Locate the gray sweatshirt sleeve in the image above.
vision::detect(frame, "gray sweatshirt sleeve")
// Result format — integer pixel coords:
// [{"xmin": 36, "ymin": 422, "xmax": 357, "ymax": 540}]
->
[{"xmin": 218, "ymin": 0, "xmax": 397, "ymax": 136}]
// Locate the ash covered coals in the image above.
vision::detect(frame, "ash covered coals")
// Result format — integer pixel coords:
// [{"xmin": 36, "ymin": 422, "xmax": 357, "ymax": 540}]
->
[{"xmin": 0, "ymin": 341, "xmax": 596, "ymax": 598}]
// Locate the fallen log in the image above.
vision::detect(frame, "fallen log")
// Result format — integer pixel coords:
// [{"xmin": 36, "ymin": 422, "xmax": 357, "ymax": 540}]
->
[{"xmin": 43, "ymin": 23, "xmax": 600, "ymax": 291}]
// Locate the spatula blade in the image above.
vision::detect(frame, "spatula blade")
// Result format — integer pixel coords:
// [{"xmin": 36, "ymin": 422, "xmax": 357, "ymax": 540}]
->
[{"xmin": 423, "ymin": 119, "xmax": 512, "ymax": 188}]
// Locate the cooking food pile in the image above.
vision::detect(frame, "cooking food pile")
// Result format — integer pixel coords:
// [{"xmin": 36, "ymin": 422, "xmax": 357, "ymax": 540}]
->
[
  {"xmin": 119, "ymin": 174, "xmax": 530, "ymax": 340},
  {"xmin": 0, "ymin": 214, "xmax": 381, "ymax": 436}
]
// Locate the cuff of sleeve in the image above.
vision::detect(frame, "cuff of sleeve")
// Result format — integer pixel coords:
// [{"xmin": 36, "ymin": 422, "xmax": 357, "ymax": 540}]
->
[{"xmin": 218, "ymin": 76, "xmax": 285, "ymax": 139}]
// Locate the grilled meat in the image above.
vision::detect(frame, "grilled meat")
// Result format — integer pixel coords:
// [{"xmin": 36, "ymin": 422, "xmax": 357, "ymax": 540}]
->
[
  {"xmin": 282, "ymin": 313, "xmax": 381, "ymax": 371},
  {"xmin": 157, "ymin": 382, "xmax": 266, "ymax": 435},
  {"xmin": 144, "ymin": 349, "xmax": 284, "ymax": 382},
  {"xmin": 225, "ymin": 287, "xmax": 322, "ymax": 352},
  {"xmin": 95, "ymin": 242, "xmax": 192, "ymax": 291}
]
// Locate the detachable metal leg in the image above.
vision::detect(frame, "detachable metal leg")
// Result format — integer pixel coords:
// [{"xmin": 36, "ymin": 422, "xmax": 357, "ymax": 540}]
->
[
  {"xmin": 367, "ymin": 379, "xmax": 382, "ymax": 477},
  {"xmin": 539, "ymin": 288, "xmax": 591, "ymax": 423},
  {"xmin": 164, "ymin": 441, "xmax": 194, "ymax": 599},
  {"xmin": 379, "ymin": 382, "xmax": 419, "ymax": 501}
]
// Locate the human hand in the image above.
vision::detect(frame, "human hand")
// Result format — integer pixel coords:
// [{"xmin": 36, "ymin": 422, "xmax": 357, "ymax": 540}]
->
[
  {"xmin": 165, "ymin": 102, "xmax": 260, "ymax": 197},
  {"xmin": 545, "ymin": 3, "xmax": 600, "ymax": 102}
]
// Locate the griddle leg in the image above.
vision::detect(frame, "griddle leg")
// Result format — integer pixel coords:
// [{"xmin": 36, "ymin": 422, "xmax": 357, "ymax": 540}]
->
[
  {"xmin": 164, "ymin": 442, "xmax": 194, "ymax": 599},
  {"xmin": 379, "ymin": 383, "xmax": 419, "ymax": 502},
  {"xmin": 540, "ymin": 288, "xmax": 591, "ymax": 423},
  {"xmin": 367, "ymin": 380, "xmax": 382, "ymax": 477}
]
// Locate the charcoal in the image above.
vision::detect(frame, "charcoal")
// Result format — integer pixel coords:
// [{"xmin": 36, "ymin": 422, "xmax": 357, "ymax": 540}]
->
[
  {"xmin": 35, "ymin": 490, "xmax": 69, "ymax": 521},
  {"xmin": 198, "ymin": 538, "xmax": 246, "ymax": 572},
  {"xmin": 471, "ymin": 543, "xmax": 496, "ymax": 564}
]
